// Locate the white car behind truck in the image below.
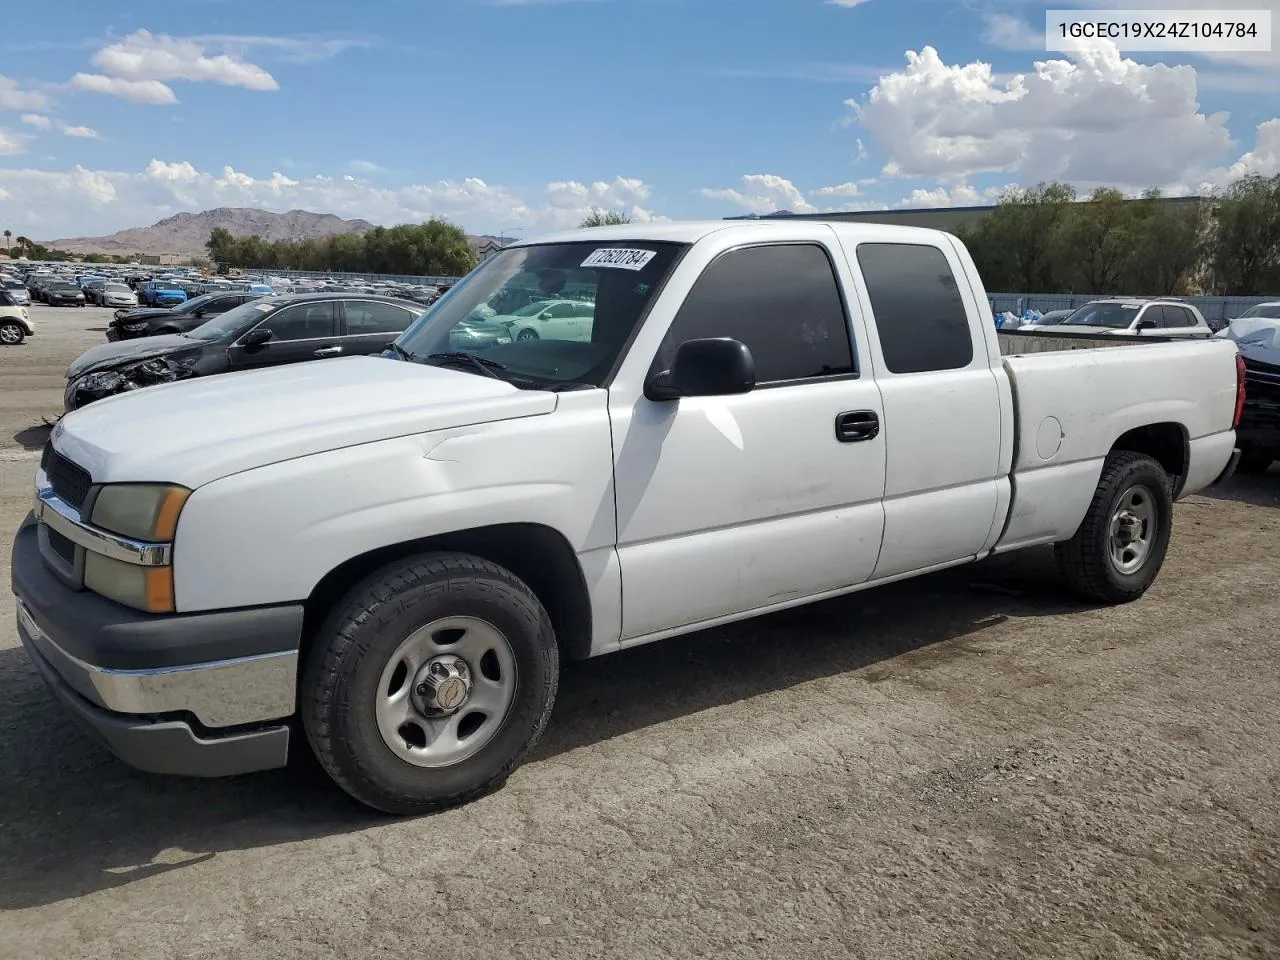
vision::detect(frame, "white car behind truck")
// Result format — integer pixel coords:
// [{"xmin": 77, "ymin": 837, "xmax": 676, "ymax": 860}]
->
[{"xmin": 12, "ymin": 220, "xmax": 1244, "ymax": 813}]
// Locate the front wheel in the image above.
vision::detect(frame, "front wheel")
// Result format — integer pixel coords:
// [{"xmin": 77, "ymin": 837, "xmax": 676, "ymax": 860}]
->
[
  {"xmin": 517, "ymin": 328, "xmax": 539, "ymax": 341},
  {"xmin": 1055, "ymin": 451, "xmax": 1173, "ymax": 604},
  {"xmin": 301, "ymin": 552, "xmax": 559, "ymax": 814},
  {"xmin": 0, "ymin": 321, "xmax": 25, "ymax": 345}
]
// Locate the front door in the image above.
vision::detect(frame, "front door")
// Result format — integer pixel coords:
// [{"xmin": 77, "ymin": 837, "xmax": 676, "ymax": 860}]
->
[
  {"xmin": 609, "ymin": 240, "xmax": 888, "ymax": 642},
  {"xmin": 228, "ymin": 300, "xmax": 342, "ymax": 370}
]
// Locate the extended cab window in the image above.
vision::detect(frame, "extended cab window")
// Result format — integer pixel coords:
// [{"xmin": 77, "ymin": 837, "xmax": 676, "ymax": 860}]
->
[
  {"xmin": 857, "ymin": 243, "xmax": 974, "ymax": 374},
  {"xmin": 658, "ymin": 243, "xmax": 854, "ymax": 383}
]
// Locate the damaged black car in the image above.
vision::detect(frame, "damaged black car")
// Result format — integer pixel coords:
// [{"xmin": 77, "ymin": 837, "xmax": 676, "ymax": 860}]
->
[{"xmin": 63, "ymin": 293, "xmax": 427, "ymax": 412}]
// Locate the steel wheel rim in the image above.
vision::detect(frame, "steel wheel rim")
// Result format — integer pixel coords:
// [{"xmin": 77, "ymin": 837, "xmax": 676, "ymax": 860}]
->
[
  {"xmin": 0, "ymin": 324, "xmax": 19, "ymax": 344},
  {"xmin": 374, "ymin": 616, "xmax": 518, "ymax": 768},
  {"xmin": 1109, "ymin": 484, "xmax": 1157, "ymax": 575}
]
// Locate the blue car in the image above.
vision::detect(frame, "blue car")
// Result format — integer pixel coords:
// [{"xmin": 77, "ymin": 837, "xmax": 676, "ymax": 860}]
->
[{"xmin": 139, "ymin": 281, "xmax": 188, "ymax": 307}]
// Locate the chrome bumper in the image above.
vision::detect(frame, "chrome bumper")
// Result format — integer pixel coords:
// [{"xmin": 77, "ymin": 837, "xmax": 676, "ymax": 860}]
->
[{"xmin": 17, "ymin": 598, "xmax": 298, "ymax": 728}]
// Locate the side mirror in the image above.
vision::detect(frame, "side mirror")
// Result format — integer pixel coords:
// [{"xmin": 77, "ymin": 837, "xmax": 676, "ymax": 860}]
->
[
  {"xmin": 645, "ymin": 338, "xmax": 755, "ymax": 402},
  {"xmin": 1135, "ymin": 319, "xmax": 1157, "ymax": 332},
  {"xmin": 242, "ymin": 328, "xmax": 273, "ymax": 349}
]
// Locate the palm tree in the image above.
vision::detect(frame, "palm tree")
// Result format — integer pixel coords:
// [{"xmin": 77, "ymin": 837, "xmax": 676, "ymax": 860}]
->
[
  {"xmin": 14, "ymin": 236, "xmax": 28, "ymax": 258},
  {"xmin": 3, "ymin": 230, "xmax": 10, "ymax": 256}
]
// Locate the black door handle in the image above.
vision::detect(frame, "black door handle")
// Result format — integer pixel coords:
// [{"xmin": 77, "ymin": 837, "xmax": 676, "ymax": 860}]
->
[{"xmin": 835, "ymin": 410, "xmax": 879, "ymax": 443}]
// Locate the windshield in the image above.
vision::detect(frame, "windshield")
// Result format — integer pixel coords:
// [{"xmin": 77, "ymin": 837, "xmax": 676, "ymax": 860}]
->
[
  {"xmin": 50, "ymin": 282, "xmax": 78, "ymax": 291},
  {"xmin": 1239, "ymin": 304, "xmax": 1280, "ymax": 319},
  {"xmin": 3, "ymin": 280, "xmax": 24, "ymax": 289},
  {"xmin": 395, "ymin": 241, "xmax": 686, "ymax": 388},
  {"xmin": 185, "ymin": 299, "xmax": 279, "ymax": 341},
  {"xmin": 1062, "ymin": 302, "xmax": 1141, "ymax": 328},
  {"xmin": 105, "ymin": 283, "xmax": 130, "ymax": 293},
  {"xmin": 511, "ymin": 301, "xmax": 552, "ymax": 317}
]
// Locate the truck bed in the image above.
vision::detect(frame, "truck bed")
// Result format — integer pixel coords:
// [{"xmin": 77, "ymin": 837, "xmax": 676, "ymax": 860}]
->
[{"xmin": 997, "ymin": 329, "xmax": 1170, "ymax": 355}]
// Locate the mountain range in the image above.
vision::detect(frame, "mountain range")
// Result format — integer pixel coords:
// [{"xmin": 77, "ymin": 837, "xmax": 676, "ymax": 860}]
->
[{"xmin": 47, "ymin": 208, "xmax": 378, "ymax": 257}]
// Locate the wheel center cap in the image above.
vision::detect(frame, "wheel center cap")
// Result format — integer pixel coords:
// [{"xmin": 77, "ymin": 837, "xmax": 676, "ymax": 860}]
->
[{"xmin": 412, "ymin": 655, "xmax": 473, "ymax": 716}]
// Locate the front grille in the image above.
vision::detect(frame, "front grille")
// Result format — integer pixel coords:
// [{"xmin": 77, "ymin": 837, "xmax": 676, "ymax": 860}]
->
[
  {"xmin": 46, "ymin": 527, "xmax": 76, "ymax": 565},
  {"xmin": 44, "ymin": 447, "xmax": 92, "ymax": 510}
]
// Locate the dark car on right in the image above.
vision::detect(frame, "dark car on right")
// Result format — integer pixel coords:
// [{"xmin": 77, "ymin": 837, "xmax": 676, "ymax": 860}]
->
[{"xmin": 109, "ymin": 291, "xmax": 263, "ymax": 340}]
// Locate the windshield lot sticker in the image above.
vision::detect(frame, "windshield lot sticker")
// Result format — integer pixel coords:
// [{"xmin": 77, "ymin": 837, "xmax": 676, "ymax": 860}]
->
[
  {"xmin": 581, "ymin": 248, "xmax": 656, "ymax": 271},
  {"xmin": 254, "ymin": 303, "xmax": 275, "ymax": 311}
]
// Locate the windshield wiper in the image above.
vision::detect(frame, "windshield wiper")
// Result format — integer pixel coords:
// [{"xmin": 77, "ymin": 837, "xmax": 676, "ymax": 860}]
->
[
  {"xmin": 424, "ymin": 352, "xmax": 507, "ymax": 379},
  {"xmin": 388, "ymin": 343, "xmax": 416, "ymax": 362}
]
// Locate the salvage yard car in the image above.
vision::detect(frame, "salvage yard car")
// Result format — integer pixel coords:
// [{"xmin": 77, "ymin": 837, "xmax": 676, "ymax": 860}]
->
[
  {"xmin": 1047, "ymin": 298, "xmax": 1213, "ymax": 338},
  {"xmin": 108, "ymin": 291, "xmax": 262, "ymax": 340},
  {"xmin": 63, "ymin": 293, "xmax": 425, "ymax": 410},
  {"xmin": 0, "ymin": 289, "xmax": 33, "ymax": 345},
  {"xmin": 13, "ymin": 220, "xmax": 1244, "ymax": 815}
]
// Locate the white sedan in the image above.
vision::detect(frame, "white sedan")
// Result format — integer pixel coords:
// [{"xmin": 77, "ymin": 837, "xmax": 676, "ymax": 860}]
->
[{"xmin": 492, "ymin": 298, "xmax": 596, "ymax": 342}]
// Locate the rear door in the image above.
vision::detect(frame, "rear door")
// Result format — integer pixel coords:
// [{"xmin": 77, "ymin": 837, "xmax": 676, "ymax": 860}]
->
[
  {"xmin": 227, "ymin": 300, "xmax": 342, "ymax": 370},
  {"xmin": 837, "ymin": 236, "xmax": 1004, "ymax": 579},
  {"xmin": 339, "ymin": 299, "xmax": 420, "ymax": 354}
]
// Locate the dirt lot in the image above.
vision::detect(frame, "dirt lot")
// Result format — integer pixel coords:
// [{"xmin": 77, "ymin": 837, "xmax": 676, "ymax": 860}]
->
[{"xmin": 2, "ymin": 306, "xmax": 1279, "ymax": 960}]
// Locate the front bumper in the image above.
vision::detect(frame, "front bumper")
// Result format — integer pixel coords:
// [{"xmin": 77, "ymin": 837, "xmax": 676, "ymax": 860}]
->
[{"xmin": 11, "ymin": 514, "xmax": 302, "ymax": 776}]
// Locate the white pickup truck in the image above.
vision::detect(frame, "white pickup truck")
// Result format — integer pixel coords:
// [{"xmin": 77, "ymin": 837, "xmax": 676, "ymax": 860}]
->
[{"xmin": 12, "ymin": 220, "xmax": 1244, "ymax": 814}]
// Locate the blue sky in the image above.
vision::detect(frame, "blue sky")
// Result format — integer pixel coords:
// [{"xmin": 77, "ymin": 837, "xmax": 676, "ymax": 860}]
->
[{"xmin": 0, "ymin": 0, "xmax": 1277, "ymax": 239}]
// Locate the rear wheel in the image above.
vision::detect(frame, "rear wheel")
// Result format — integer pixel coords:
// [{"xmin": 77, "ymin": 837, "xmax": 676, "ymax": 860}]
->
[
  {"xmin": 301, "ymin": 552, "xmax": 559, "ymax": 814},
  {"xmin": 0, "ymin": 321, "xmax": 24, "ymax": 345},
  {"xmin": 1055, "ymin": 451, "xmax": 1173, "ymax": 604}
]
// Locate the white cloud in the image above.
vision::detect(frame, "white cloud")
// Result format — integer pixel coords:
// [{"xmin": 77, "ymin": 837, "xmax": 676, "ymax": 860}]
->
[
  {"xmin": 60, "ymin": 124, "xmax": 100, "ymax": 139},
  {"xmin": 347, "ymin": 159, "xmax": 382, "ymax": 173},
  {"xmin": 90, "ymin": 30, "xmax": 278, "ymax": 91},
  {"xmin": 0, "ymin": 160, "xmax": 666, "ymax": 239},
  {"xmin": 981, "ymin": 13, "xmax": 1042, "ymax": 51},
  {"xmin": 21, "ymin": 114, "xmax": 52, "ymax": 129},
  {"xmin": 71, "ymin": 73, "xmax": 178, "ymax": 104},
  {"xmin": 1199, "ymin": 119, "xmax": 1280, "ymax": 190},
  {"xmin": 0, "ymin": 75, "xmax": 49, "ymax": 110},
  {"xmin": 896, "ymin": 184, "xmax": 1002, "ymax": 208},
  {"xmin": 0, "ymin": 130, "xmax": 25, "ymax": 156},
  {"xmin": 848, "ymin": 43, "xmax": 1236, "ymax": 189},
  {"xmin": 700, "ymin": 174, "xmax": 817, "ymax": 214}
]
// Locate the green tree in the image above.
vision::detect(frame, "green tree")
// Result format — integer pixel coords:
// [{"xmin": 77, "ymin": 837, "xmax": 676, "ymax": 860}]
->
[
  {"xmin": 1121, "ymin": 191, "xmax": 1205, "ymax": 295},
  {"xmin": 206, "ymin": 227, "xmax": 236, "ymax": 265},
  {"xmin": 1208, "ymin": 174, "xmax": 1280, "ymax": 295},
  {"xmin": 960, "ymin": 182, "xmax": 1076, "ymax": 292},
  {"xmin": 2, "ymin": 230, "xmax": 10, "ymax": 256},
  {"xmin": 1055, "ymin": 188, "xmax": 1134, "ymax": 294},
  {"xmin": 580, "ymin": 208, "xmax": 631, "ymax": 227}
]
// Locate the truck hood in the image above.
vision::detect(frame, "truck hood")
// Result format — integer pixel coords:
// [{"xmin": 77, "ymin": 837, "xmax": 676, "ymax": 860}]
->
[
  {"xmin": 52, "ymin": 354, "xmax": 558, "ymax": 488},
  {"xmin": 67, "ymin": 334, "xmax": 200, "ymax": 378}
]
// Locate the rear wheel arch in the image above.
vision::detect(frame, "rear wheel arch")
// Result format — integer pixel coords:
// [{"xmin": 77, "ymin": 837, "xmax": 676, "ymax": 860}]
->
[{"xmin": 1109, "ymin": 422, "xmax": 1188, "ymax": 496}]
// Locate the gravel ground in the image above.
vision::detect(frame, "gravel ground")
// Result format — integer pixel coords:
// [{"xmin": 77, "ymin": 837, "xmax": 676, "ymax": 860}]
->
[{"xmin": 2, "ymin": 305, "xmax": 1279, "ymax": 960}]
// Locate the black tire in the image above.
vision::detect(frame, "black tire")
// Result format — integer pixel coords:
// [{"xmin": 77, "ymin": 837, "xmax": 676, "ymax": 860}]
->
[
  {"xmin": 0, "ymin": 320, "xmax": 24, "ymax": 346},
  {"xmin": 1236, "ymin": 450, "xmax": 1274, "ymax": 475},
  {"xmin": 1054, "ymin": 451, "xmax": 1173, "ymax": 604},
  {"xmin": 517, "ymin": 328, "xmax": 539, "ymax": 341},
  {"xmin": 301, "ymin": 552, "xmax": 559, "ymax": 814}
]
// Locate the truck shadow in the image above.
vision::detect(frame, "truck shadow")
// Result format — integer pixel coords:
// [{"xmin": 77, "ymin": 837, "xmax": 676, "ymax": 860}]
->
[
  {"xmin": 1199, "ymin": 467, "xmax": 1280, "ymax": 508},
  {"xmin": 0, "ymin": 547, "xmax": 1087, "ymax": 910}
]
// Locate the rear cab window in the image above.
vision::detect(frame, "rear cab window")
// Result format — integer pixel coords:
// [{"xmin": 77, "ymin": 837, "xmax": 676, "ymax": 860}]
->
[{"xmin": 854, "ymin": 242, "xmax": 974, "ymax": 374}]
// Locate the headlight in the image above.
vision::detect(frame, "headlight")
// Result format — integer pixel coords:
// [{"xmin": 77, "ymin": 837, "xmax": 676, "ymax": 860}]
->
[
  {"xmin": 79, "ymin": 370, "xmax": 124, "ymax": 392},
  {"xmin": 84, "ymin": 553, "xmax": 175, "ymax": 613},
  {"xmin": 91, "ymin": 483, "xmax": 190, "ymax": 541},
  {"xmin": 85, "ymin": 484, "xmax": 189, "ymax": 613},
  {"xmin": 122, "ymin": 322, "xmax": 147, "ymax": 331}
]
